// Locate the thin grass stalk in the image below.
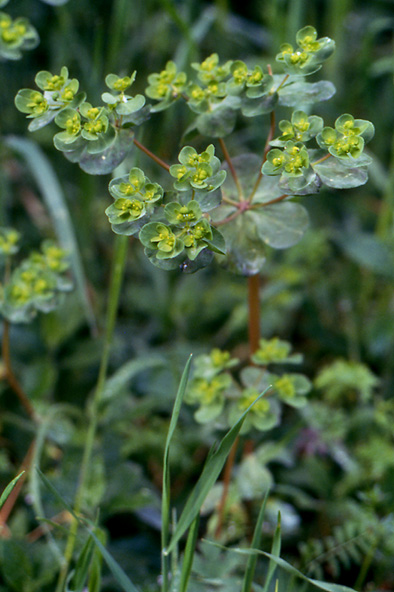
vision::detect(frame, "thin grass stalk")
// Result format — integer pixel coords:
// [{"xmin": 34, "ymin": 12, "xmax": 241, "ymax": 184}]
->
[
  {"xmin": 161, "ymin": 355, "xmax": 193, "ymax": 592},
  {"xmin": 178, "ymin": 514, "xmax": 200, "ymax": 592},
  {"xmin": 55, "ymin": 234, "xmax": 128, "ymax": 592},
  {"xmin": 241, "ymin": 491, "xmax": 269, "ymax": 592}
]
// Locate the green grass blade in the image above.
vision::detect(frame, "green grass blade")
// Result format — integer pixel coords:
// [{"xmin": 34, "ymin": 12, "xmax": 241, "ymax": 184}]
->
[
  {"xmin": 262, "ymin": 513, "xmax": 281, "ymax": 592},
  {"xmin": 204, "ymin": 541, "xmax": 357, "ymax": 592},
  {"xmin": 101, "ymin": 355, "xmax": 165, "ymax": 401},
  {"xmin": 166, "ymin": 388, "xmax": 270, "ymax": 555},
  {"xmin": 4, "ymin": 135, "xmax": 97, "ymax": 335},
  {"xmin": 36, "ymin": 467, "xmax": 78, "ymax": 519},
  {"xmin": 178, "ymin": 514, "xmax": 200, "ymax": 592},
  {"xmin": 37, "ymin": 468, "xmax": 139, "ymax": 592},
  {"xmin": 86, "ymin": 528, "xmax": 140, "ymax": 592},
  {"xmin": 69, "ymin": 533, "xmax": 95, "ymax": 592},
  {"xmin": 161, "ymin": 354, "xmax": 193, "ymax": 592},
  {"xmin": 242, "ymin": 490, "xmax": 268, "ymax": 592},
  {"xmin": 0, "ymin": 471, "xmax": 25, "ymax": 510}
]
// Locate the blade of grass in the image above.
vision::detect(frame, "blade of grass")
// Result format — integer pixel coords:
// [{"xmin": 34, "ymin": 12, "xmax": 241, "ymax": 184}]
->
[
  {"xmin": 161, "ymin": 354, "xmax": 193, "ymax": 592},
  {"xmin": 37, "ymin": 468, "xmax": 139, "ymax": 592},
  {"xmin": 178, "ymin": 514, "xmax": 200, "ymax": 592},
  {"xmin": 0, "ymin": 471, "xmax": 25, "ymax": 510},
  {"xmin": 166, "ymin": 387, "xmax": 270, "ymax": 555},
  {"xmin": 4, "ymin": 136, "xmax": 97, "ymax": 335},
  {"xmin": 204, "ymin": 541, "xmax": 358, "ymax": 592},
  {"xmin": 262, "ymin": 513, "xmax": 281, "ymax": 592},
  {"xmin": 241, "ymin": 491, "xmax": 268, "ymax": 592}
]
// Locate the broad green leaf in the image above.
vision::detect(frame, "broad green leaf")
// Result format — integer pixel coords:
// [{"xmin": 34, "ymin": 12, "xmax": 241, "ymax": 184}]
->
[
  {"xmin": 241, "ymin": 92, "xmax": 278, "ymax": 117},
  {"xmin": 251, "ymin": 203, "xmax": 309, "ymax": 249},
  {"xmin": 312, "ymin": 157, "xmax": 368, "ymax": 188},
  {"xmin": 78, "ymin": 129, "xmax": 134, "ymax": 174},
  {"xmin": 218, "ymin": 212, "xmax": 267, "ymax": 276},
  {"xmin": 278, "ymin": 80, "xmax": 336, "ymax": 107},
  {"xmin": 196, "ymin": 103, "xmax": 237, "ymax": 138},
  {"xmin": 0, "ymin": 471, "xmax": 25, "ymax": 510},
  {"xmin": 166, "ymin": 388, "xmax": 270, "ymax": 554}
]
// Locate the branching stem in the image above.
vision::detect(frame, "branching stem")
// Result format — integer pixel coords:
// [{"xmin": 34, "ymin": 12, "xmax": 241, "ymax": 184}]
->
[
  {"xmin": 133, "ymin": 138, "xmax": 171, "ymax": 172},
  {"xmin": 219, "ymin": 138, "xmax": 244, "ymax": 200}
]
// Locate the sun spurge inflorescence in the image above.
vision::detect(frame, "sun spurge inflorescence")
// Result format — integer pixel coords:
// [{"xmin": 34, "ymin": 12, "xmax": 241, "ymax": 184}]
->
[
  {"xmin": 0, "ymin": 232, "xmax": 72, "ymax": 323},
  {"xmin": 15, "ymin": 26, "xmax": 374, "ymax": 276}
]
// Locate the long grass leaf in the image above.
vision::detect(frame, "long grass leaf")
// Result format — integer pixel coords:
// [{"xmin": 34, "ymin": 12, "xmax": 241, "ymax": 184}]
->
[
  {"xmin": 161, "ymin": 355, "xmax": 193, "ymax": 592},
  {"xmin": 263, "ymin": 513, "xmax": 281, "ymax": 592},
  {"xmin": 0, "ymin": 471, "xmax": 25, "ymax": 510},
  {"xmin": 204, "ymin": 541, "xmax": 357, "ymax": 592},
  {"xmin": 4, "ymin": 135, "xmax": 97, "ymax": 334},
  {"xmin": 101, "ymin": 355, "xmax": 165, "ymax": 401},
  {"xmin": 37, "ymin": 468, "xmax": 139, "ymax": 592},
  {"xmin": 36, "ymin": 467, "xmax": 77, "ymax": 519},
  {"xmin": 86, "ymin": 529, "xmax": 140, "ymax": 592},
  {"xmin": 178, "ymin": 514, "xmax": 200, "ymax": 592},
  {"xmin": 242, "ymin": 491, "xmax": 268, "ymax": 592},
  {"xmin": 166, "ymin": 388, "xmax": 270, "ymax": 555}
]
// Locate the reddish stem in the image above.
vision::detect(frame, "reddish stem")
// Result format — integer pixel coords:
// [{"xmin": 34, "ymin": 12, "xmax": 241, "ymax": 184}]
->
[
  {"xmin": 214, "ymin": 435, "xmax": 239, "ymax": 539},
  {"xmin": 2, "ymin": 321, "xmax": 37, "ymax": 421},
  {"xmin": 248, "ymin": 274, "xmax": 261, "ymax": 355},
  {"xmin": 133, "ymin": 138, "xmax": 170, "ymax": 172},
  {"xmin": 219, "ymin": 138, "xmax": 244, "ymax": 200}
]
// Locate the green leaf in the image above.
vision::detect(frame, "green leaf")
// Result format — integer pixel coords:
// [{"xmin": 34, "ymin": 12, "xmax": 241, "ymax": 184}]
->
[
  {"xmin": 252, "ymin": 202, "xmax": 309, "ymax": 249},
  {"xmin": 241, "ymin": 92, "xmax": 278, "ymax": 117},
  {"xmin": 0, "ymin": 540, "xmax": 32, "ymax": 592},
  {"xmin": 242, "ymin": 493, "xmax": 268, "ymax": 592},
  {"xmin": 196, "ymin": 102, "xmax": 237, "ymax": 138},
  {"xmin": 166, "ymin": 387, "xmax": 270, "ymax": 554},
  {"xmin": 0, "ymin": 471, "xmax": 25, "ymax": 510},
  {"xmin": 79, "ymin": 129, "xmax": 134, "ymax": 174},
  {"xmin": 278, "ymin": 80, "xmax": 335, "ymax": 107},
  {"xmin": 312, "ymin": 156, "xmax": 368, "ymax": 188},
  {"xmin": 85, "ymin": 529, "xmax": 140, "ymax": 592},
  {"xmin": 205, "ymin": 541, "xmax": 357, "ymax": 592}
]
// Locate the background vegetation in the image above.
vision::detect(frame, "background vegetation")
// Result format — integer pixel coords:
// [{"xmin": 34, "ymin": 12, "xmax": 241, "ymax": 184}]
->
[{"xmin": 1, "ymin": 0, "xmax": 394, "ymax": 590}]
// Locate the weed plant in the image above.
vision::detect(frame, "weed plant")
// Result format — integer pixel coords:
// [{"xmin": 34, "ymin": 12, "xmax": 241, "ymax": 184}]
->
[{"xmin": 0, "ymin": 1, "xmax": 394, "ymax": 591}]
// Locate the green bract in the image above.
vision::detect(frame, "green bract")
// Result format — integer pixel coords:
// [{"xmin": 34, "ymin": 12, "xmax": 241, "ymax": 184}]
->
[
  {"xmin": 252, "ymin": 337, "xmax": 303, "ymax": 365},
  {"xmin": 0, "ymin": 11, "xmax": 39, "ymax": 60},
  {"xmin": 191, "ymin": 53, "xmax": 233, "ymax": 84},
  {"xmin": 145, "ymin": 60, "xmax": 187, "ymax": 111},
  {"xmin": 228, "ymin": 389, "xmax": 281, "ymax": 433},
  {"xmin": 0, "ymin": 228, "xmax": 20, "ymax": 256},
  {"xmin": 263, "ymin": 141, "xmax": 310, "ymax": 181},
  {"xmin": 276, "ymin": 26, "xmax": 335, "ymax": 75},
  {"xmin": 139, "ymin": 222, "xmax": 184, "ymax": 260},
  {"xmin": 102, "ymin": 71, "xmax": 145, "ymax": 116},
  {"xmin": 0, "ymin": 241, "xmax": 71, "ymax": 323},
  {"xmin": 106, "ymin": 168, "xmax": 163, "ymax": 235},
  {"xmin": 316, "ymin": 113, "xmax": 375, "ymax": 162},
  {"xmin": 170, "ymin": 145, "xmax": 226, "ymax": 192},
  {"xmin": 271, "ymin": 373, "xmax": 311, "ymax": 407},
  {"xmin": 272, "ymin": 110, "xmax": 323, "ymax": 145}
]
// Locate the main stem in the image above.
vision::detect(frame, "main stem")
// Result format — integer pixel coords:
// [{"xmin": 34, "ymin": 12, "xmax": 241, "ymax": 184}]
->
[
  {"xmin": 2, "ymin": 321, "xmax": 37, "ymax": 421},
  {"xmin": 55, "ymin": 234, "xmax": 128, "ymax": 592},
  {"xmin": 215, "ymin": 274, "xmax": 261, "ymax": 538}
]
